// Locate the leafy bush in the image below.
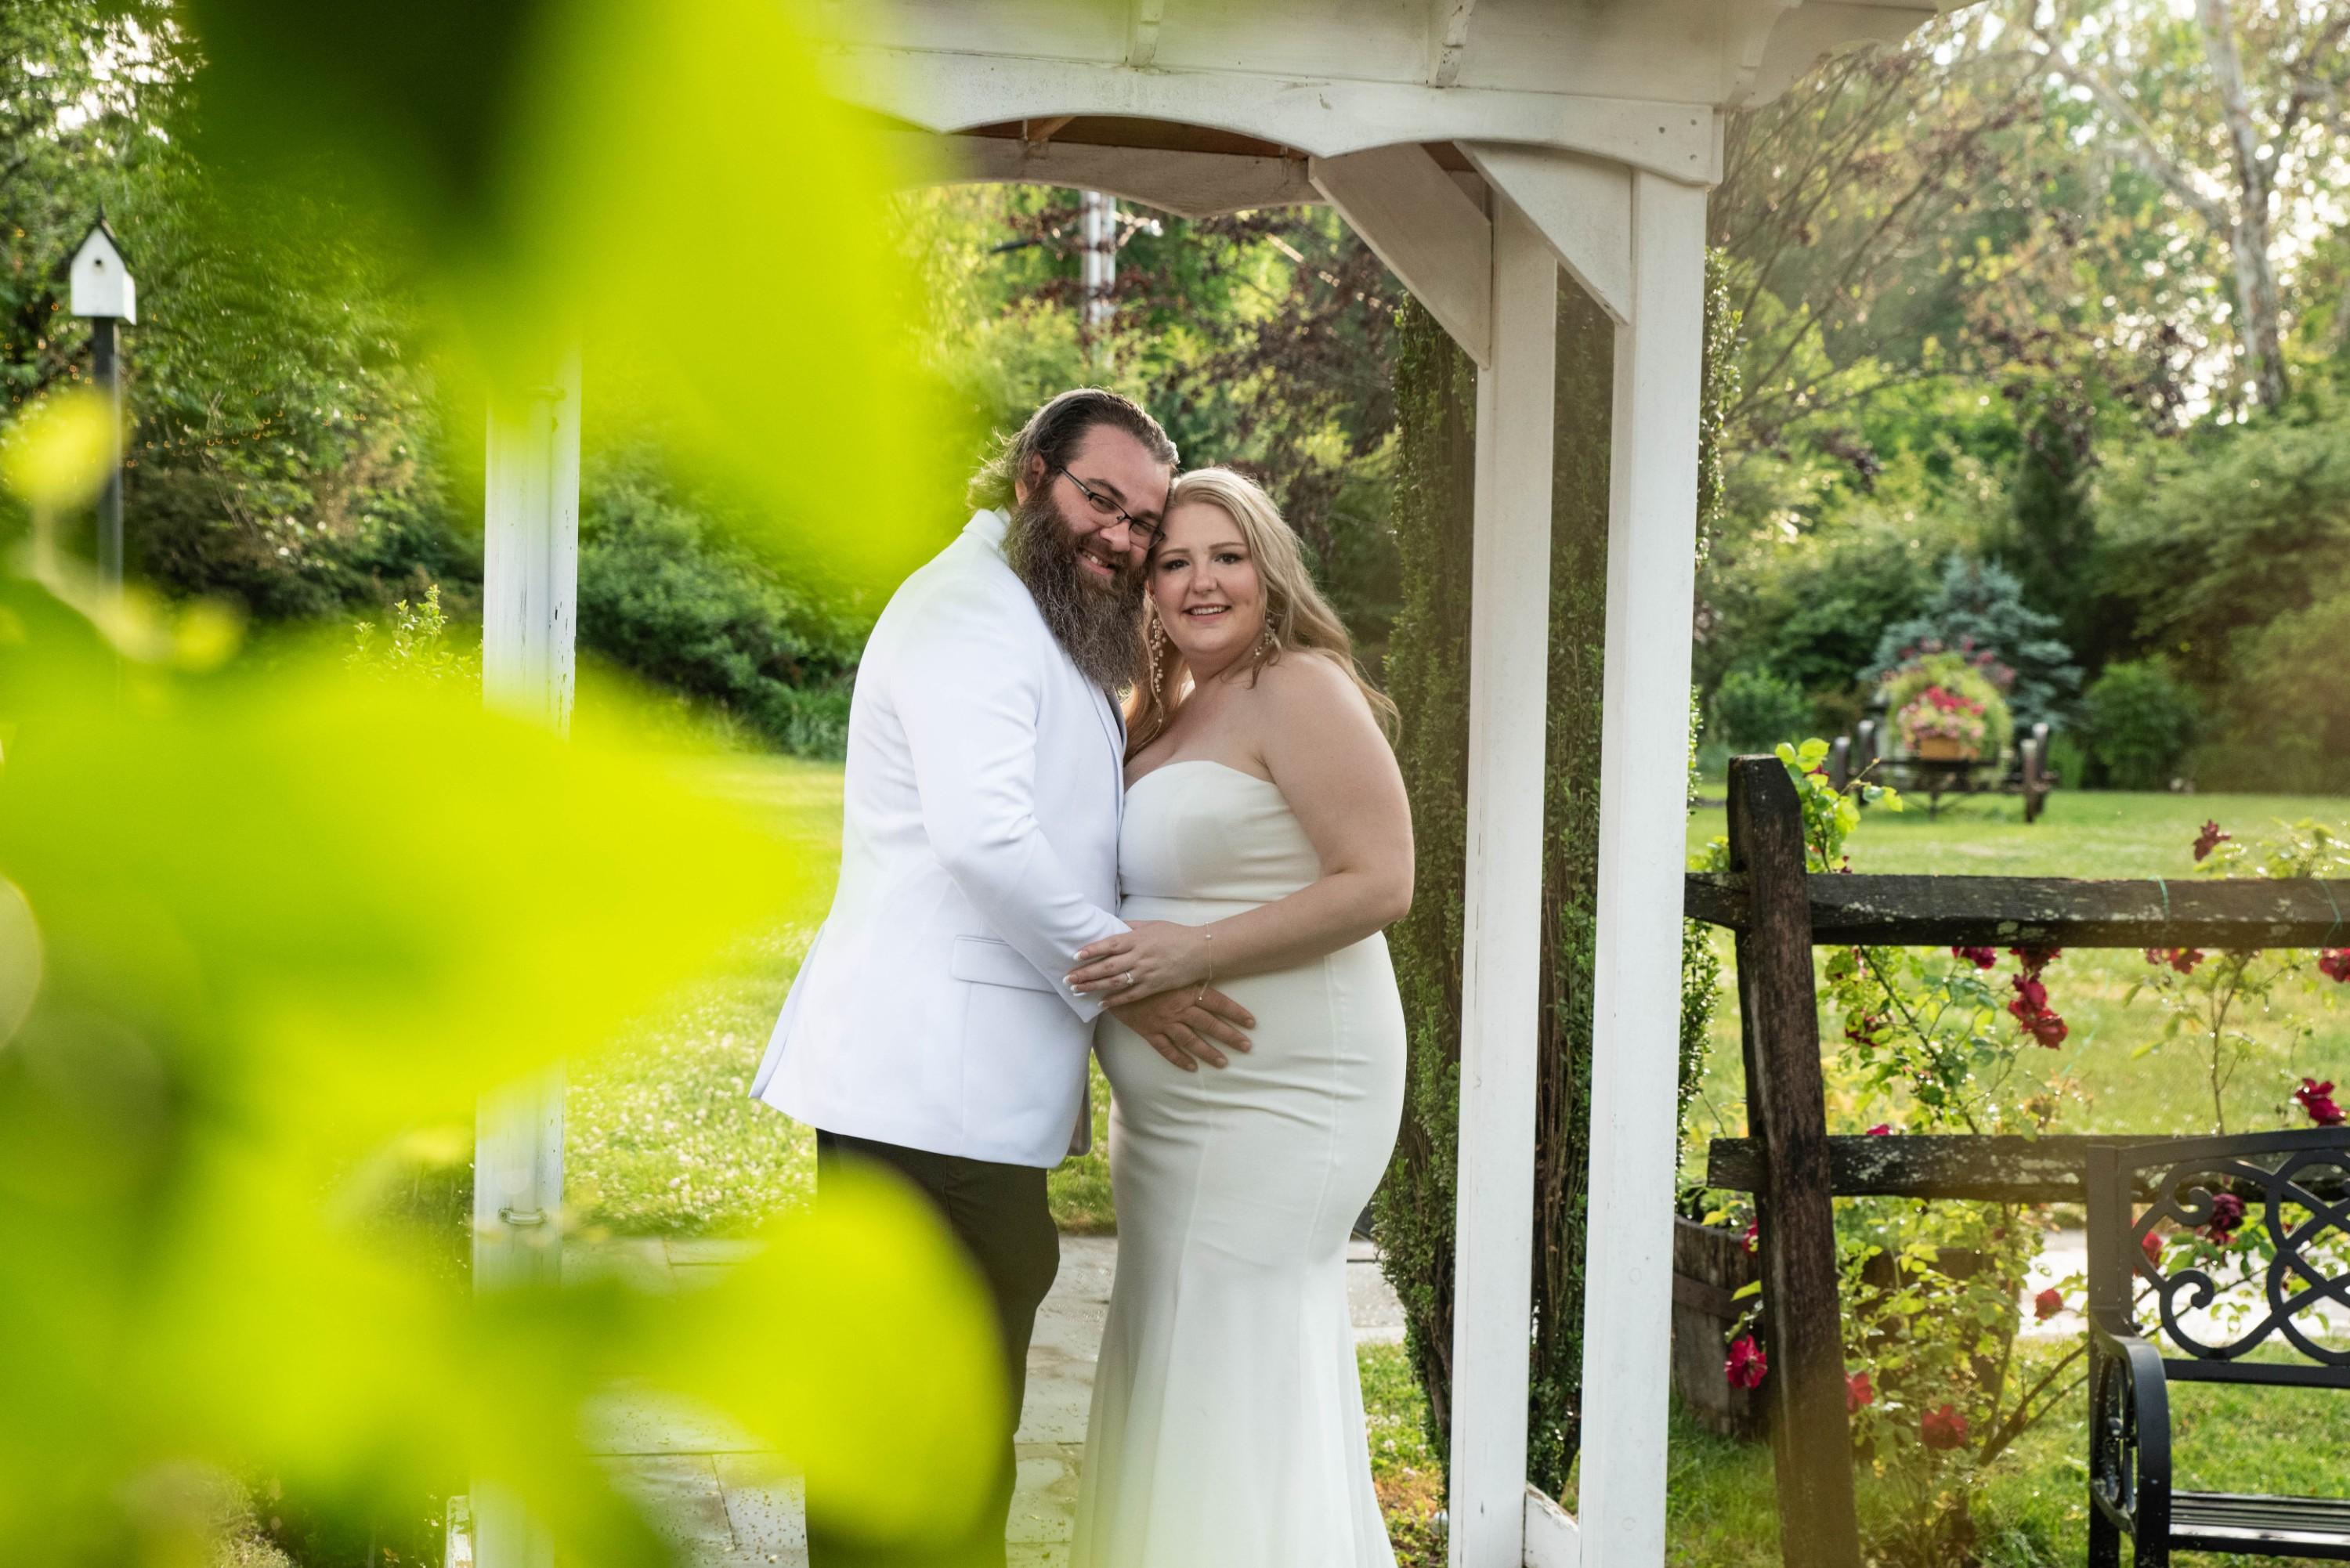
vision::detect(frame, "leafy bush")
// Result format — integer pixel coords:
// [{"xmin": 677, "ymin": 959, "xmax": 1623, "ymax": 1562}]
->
[
  {"xmin": 1870, "ymin": 556, "xmax": 2077, "ymax": 732},
  {"xmin": 2080, "ymin": 658, "xmax": 2196, "ymax": 789},
  {"xmin": 578, "ymin": 462, "xmax": 868, "ymax": 758},
  {"xmin": 2201, "ymin": 573, "xmax": 2350, "ymax": 794},
  {"xmin": 1709, "ymin": 667, "xmax": 1810, "ymax": 753},
  {"xmin": 1878, "ymin": 651, "xmax": 2012, "ymax": 760}
]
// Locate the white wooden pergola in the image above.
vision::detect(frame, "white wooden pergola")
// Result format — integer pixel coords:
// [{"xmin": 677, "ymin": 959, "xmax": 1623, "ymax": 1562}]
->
[{"xmin": 471, "ymin": 5, "xmax": 1950, "ymax": 1566}]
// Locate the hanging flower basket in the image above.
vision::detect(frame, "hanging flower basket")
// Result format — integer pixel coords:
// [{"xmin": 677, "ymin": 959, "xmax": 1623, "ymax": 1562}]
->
[{"xmin": 1896, "ymin": 685, "xmax": 1988, "ymax": 761}]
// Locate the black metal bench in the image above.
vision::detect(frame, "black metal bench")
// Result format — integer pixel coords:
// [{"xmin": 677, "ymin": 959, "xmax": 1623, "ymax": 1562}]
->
[{"xmin": 2087, "ymin": 1132, "xmax": 2350, "ymax": 1566}]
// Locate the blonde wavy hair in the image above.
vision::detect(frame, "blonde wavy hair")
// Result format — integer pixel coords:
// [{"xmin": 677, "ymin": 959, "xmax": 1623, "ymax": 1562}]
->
[{"xmin": 1124, "ymin": 467, "xmax": 1399, "ymax": 759}]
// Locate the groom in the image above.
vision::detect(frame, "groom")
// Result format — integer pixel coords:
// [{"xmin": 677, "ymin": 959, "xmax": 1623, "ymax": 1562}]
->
[{"xmin": 750, "ymin": 388, "xmax": 1256, "ymax": 1567}]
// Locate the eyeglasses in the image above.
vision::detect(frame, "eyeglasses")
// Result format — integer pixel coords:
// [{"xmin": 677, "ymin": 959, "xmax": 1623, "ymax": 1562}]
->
[{"xmin": 1054, "ymin": 466, "xmax": 1163, "ymax": 547}]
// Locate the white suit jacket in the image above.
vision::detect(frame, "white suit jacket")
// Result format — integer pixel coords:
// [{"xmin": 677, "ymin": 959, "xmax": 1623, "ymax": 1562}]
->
[{"xmin": 750, "ymin": 509, "xmax": 1128, "ymax": 1167}]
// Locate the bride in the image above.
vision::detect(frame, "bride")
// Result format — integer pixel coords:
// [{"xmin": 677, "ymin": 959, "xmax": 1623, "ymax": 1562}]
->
[{"xmin": 1061, "ymin": 468, "xmax": 1413, "ymax": 1567}]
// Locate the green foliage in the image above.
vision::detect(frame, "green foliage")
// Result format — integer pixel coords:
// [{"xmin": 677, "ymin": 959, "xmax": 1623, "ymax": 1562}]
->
[
  {"xmin": 577, "ymin": 461, "xmax": 866, "ymax": 758},
  {"xmin": 2200, "ymin": 567, "xmax": 2350, "ymax": 793},
  {"xmin": 1709, "ymin": 667, "xmax": 1809, "ymax": 753},
  {"xmin": 347, "ymin": 584, "xmax": 477, "ymax": 685},
  {"xmin": 1373, "ymin": 298, "xmax": 1474, "ymax": 1465},
  {"xmin": 2099, "ymin": 400, "xmax": 2350, "ymax": 674},
  {"xmin": 1992, "ymin": 403, "xmax": 2102, "ymax": 662},
  {"xmin": 2079, "ymin": 657, "xmax": 2197, "ymax": 789}
]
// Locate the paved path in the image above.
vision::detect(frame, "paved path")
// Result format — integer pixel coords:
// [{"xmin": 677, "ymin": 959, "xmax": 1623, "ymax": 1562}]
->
[{"xmin": 577, "ymin": 1234, "xmax": 1406, "ymax": 1566}]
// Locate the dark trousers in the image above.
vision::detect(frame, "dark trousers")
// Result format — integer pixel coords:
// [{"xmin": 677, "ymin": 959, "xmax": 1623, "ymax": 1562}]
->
[{"xmin": 808, "ymin": 1129, "xmax": 1060, "ymax": 1568}]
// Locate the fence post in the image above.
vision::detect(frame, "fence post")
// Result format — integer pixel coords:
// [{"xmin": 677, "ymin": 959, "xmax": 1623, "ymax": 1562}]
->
[{"xmin": 1726, "ymin": 755, "xmax": 1860, "ymax": 1568}]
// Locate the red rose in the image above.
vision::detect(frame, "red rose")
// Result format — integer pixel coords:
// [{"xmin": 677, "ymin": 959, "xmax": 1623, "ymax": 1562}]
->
[
  {"xmin": 1921, "ymin": 1404, "xmax": 1969, "ymax": 1451},
  {"xmin": 2320, "ymin": 949, "xmax": 2350, "ymax": 984},
  {"xmin": 2294, "ymin": 1078, "xmax": 2345, "ymax": 1126},
  {"xmin": 2144, "ymin": 946, "xmax": 2205, "ymax": 974},
  {"xmin": 1726, "ymin": 1335, "xmax": 1769, "ymax": 1390},
  {"xmin": 2141, "ymin": 1229, "xmax": 2166, "ymax": 1270},
  {"xmin": 2034, "ymin": 1287, "xmax": 2064, "ymax": 1321},
  {"xmin": 1952, "ymin": 945, "xmax": 1998, "ymax": 969},
  {"xmin": 2206, "ymin": 1191, "xmax": 2246, "ymax": 1242},
  {"xmin": 1846, "ymin": 1371, "xmax": 1875, "ymax": 1412},
  {"xmin": 1865, "ymin": 1123, "xmax": 1893, "ymax": 1136},
  {"xmin": 2193, "ymin": 820, "xmax": 2231, "ymax": 862}
]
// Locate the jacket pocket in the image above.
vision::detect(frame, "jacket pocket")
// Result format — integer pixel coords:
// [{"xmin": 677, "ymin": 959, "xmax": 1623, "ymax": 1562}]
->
[{"xmin": 949, "ymin": 934, "xmax": 1057, "ymax": 994}]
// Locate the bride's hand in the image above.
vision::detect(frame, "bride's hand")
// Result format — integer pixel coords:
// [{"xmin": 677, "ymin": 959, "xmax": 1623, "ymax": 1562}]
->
[{"xmin": 1067, "ymin": 921, "xmax": 1212, "ymax": 1002}]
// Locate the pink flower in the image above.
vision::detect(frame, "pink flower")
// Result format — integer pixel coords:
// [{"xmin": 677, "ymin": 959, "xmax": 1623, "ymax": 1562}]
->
[
  {"xmin": 2319, "ymin": 949, "xmax": 2350, "ymax": 984},
  {"xmin": 2144, "ymin": 946, "xmax": 2205, "ymax": 974},
  {"xmin": 2034, "ymin": 1287, "xmax": 2064, "ymax": 1321},
  {"xmin": 1921, "ymin": 1404, "xmax": 1969, "ymax": 1451},
  {"xmin": 2294, "ymin": 1078, "xmax": 2345, "ymax": 1126},
  {"xmin": 1726, "ymin": 1335, "xmax": 1769, "ymax": 1390},
  {"xmin": 2205, "ymin": 1191, "xmax": 2246, "ymax": 1243},
  {"xmin": 1865, "ymin": 1123, "xmax": 1894, "ymax": 1136},
  {"xmin": 1951, "ymin": 945, "xmax": 1998, "ymax": 970},
  {"xmin": 2141, "ymin": 1229, "xmax": 2166, "ymax": 1270},
  {"xmin": 1846, "ymin": 1371, "xmax": 1875, "ymax": 1412},
  {"xmin": 2193, "ymin": 820, "xmax": 2231, "ymax": 862}
]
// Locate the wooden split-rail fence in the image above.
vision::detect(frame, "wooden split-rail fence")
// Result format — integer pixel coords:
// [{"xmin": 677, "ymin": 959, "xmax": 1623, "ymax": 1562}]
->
[{"xmin": 1685, "ymin": 756, "xmax": 2350, "ymax": 1568}]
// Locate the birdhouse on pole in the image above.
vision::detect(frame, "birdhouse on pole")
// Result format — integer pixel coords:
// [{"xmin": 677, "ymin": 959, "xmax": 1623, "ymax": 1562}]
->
[{"xmin": 69, "ymin": 219, "xmax": 136, "ymax": 324}]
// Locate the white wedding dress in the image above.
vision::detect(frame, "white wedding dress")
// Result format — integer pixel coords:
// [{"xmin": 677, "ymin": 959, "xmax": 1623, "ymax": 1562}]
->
[{"xmin": 1072, "ymin": 760, "xmax": 1405, "ymax": 1568}]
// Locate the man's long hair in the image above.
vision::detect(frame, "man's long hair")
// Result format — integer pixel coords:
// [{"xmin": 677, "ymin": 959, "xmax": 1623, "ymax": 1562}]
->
[{"xmin": 968, "ymin": 388, "xmax": 1177, "ymax": 511}]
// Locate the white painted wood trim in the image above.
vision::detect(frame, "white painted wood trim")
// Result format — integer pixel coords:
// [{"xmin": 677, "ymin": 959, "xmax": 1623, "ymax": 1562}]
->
[
  {"xmin": 480, "ymin": 355, "xmax": 581, "ymax": 732},
  {"xmin": 1459, "ymin": 143, "xmax": 1634, "ymax": 325},
  {"xmin": 826, "ymin": 47, "xmax": 1719, "ymax": 184},
  {"xmin": 472, "ymin": 353, "xmax": 580, "ymax": 1568},
  {"xmin": 884, "ymin": 132, "xmax": 1319, "ymax": 219},
  {"xmin": 1524, "ymin": 1486, "xmax": 1583, "ymax": 1568},
  {"xmin": 1578, "ymin": 169, "xmax": 1708, "ymax": 1568},
  {"xmin": 1309, "ymin": 146, "xmax": 1494, "ymax": 368},
  {"xmin": 1445, "ymin": 193, "xmax": 1556, "ymax": 1568}
]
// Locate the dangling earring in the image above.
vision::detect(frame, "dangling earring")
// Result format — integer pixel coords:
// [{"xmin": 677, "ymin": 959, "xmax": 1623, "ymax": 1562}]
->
[
  {"xmin": 1257, "ymin": 616, "xmax": 1278, "ymax": 660},
  {"xmin": 1145, "ymin": 609, "xmax": 1166, "ymax": 690}
]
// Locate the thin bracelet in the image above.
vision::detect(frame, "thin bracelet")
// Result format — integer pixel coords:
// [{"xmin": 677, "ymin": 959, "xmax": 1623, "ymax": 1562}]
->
[{"xmin": 1195, "ymin": 930, "xmax": 1215, "ymax": 1003}]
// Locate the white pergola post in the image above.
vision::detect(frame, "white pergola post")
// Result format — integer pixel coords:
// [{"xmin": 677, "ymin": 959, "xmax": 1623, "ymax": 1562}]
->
[
  {"xmin": 471, "ymin": 353, "xmax": 582, "ymax": 1568},
  {"xmin": 1579, "ymin": 172, "xmax": 1709, "ymax": 1568},
  {"xmin": 1446, "ymin": 193, "xmax": 1557, "ymax": 1568}
]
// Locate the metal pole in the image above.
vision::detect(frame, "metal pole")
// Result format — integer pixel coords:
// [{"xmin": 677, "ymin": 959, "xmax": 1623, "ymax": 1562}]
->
[{"xmin": 92, "ymin": 316, "xmax": 123, "ymax": 592}]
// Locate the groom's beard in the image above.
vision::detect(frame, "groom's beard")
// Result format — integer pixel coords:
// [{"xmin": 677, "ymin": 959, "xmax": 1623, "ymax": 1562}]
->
[{"xmin": 1003, "ymin": 491, "xmax": 1144, "ymax": 691}]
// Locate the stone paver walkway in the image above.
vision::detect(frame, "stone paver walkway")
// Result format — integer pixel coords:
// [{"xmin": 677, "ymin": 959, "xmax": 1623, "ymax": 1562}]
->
[{"xmin": 577, "ymin": 1234, "xmax": 1405, "ymax": 1566}]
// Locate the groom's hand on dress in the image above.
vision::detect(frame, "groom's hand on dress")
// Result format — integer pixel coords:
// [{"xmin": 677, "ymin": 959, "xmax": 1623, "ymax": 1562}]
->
[{"xmin": 1110, "ymin": 986, "xmax": 1254, "ymax": 1072}]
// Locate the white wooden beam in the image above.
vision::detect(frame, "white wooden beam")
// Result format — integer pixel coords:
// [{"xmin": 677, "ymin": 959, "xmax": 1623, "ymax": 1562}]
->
[
  {"xmin": 1430, "ymin": 0, "xmax": 1477, "ymax": 87},
  {"xmin": 826, "ymin": 47, "xmax": 1719, "ymax": 185},
  {"xmin": 1127, "ymin": 0, "xmax": 1165, "ymax": 67},
  {"xmin": 471, "ymin": 352, "xmax": 580, "ymax": 1568},
  {"xmin": 1579, "ymin": 169, "xmax": 1708, "ymax": 1568},
  {"xmin": 1525, "ymin": 1486, "xmax": 1583, "ymax": 1568},
  {"xmin": 1459, "ymin": 143, "xmax": 1633, "ymax": 325},
  {"xmin": 1446, "ymin": 192, "xmax": 1555, "ymax": 1568},
  {"xmin": 884, "ymin": 132, "xmax": 1318, "ymax": 219},
  {"xmin": 1310, "ymin": 145, "xmax": 1493, "ymax": 367}
]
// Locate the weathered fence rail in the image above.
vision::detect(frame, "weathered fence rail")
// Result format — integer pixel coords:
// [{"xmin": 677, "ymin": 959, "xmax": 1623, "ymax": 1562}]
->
[
  {"xmin": 1685, "ymin": 755, "xmax": 2350, "ymax": 1568},
  {"xmin": 1686, "ymin": 872, "xmax": 2350, "ymax": 949},
  {"xmin": 1705, "ymin": 1134, "xmax": 2350, "ymax": 1205}
]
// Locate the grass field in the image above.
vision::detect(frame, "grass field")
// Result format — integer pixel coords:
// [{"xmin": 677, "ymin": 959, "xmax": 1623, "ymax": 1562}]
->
[{"xmin": 564, "ymin": 759, "xmax": 2350, "ymax": 1566}]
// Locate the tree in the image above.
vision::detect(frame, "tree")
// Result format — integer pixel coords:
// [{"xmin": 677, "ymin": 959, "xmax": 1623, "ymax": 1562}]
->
[{"xmin": 2029, "ymin": 0, "xmax": 2350, "ymax": 412}]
